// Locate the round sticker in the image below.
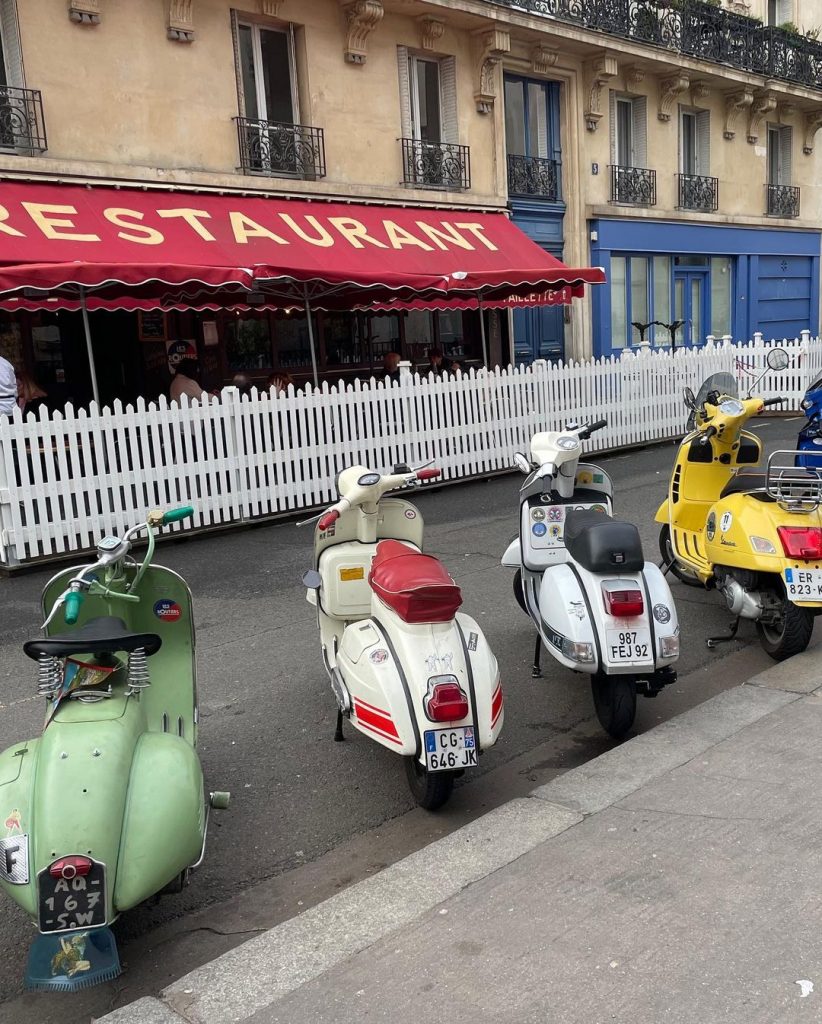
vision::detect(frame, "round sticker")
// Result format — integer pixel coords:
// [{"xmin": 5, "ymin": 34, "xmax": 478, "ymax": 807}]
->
[
  {"xmin": 549, "ymin": 525, "xmax": 562, "ymax": 539},
  {"xmin": 532, "ymin": 522, "xmax": 547, "ymax": 537},
  {"xmin": 153, "ymin": 599, "xmax": 182, "ymax": 622},
  {"xmin": 591, "ymin": 504, "xmax": 607, "ymax": 514},
  {"xmin": 531, "ymin": 508, "xmax": 546, "ymax": 521},
  {"xmin": 547, "ymin": 507, "xmax": 563, "ymax": 522},
  {"xmin": 706, "ymin": 511, "xmax": 716, "ymax": 542},
  {"xmin": 653, "ymin": 603, "xmax": 671, "ymax": 624},
  {"xmin": 720, "ymin": 511, "xmax": 733, "ymax": 533},
  {"xmin": 369, "ymin": 648, "xmax": 390, "ymax": 664},
  {"xmin": 404, "ymin": 509, "xmax": 417, "ymax": 520}
]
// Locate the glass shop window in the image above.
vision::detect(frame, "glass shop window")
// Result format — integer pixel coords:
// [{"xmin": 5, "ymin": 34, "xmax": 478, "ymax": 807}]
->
[{"xmin": 225, "ymin": 317, "xmax": 273, "ymax": 371}]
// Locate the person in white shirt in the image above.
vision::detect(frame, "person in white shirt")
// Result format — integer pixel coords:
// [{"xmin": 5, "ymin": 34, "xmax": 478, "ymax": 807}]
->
[
  {"xmin": 169, "ymin": 359, "xmax": 205, "ymax": 404},
  {"xmin": 0, "ymin": 356, "xmax": 17, "ymax": 416}
]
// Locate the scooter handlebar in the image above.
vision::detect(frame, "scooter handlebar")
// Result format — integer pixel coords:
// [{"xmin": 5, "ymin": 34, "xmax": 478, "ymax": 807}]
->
[
  {"xmin": 162, "ymin": 505, "xmax": 195, "ymax": 524},
  {"xmin": 700, "ymin": 425, "xmax": 718, "ymax": 445},
  {"xmin": 318, "ymin": 509, "xmax": 341, "ymax": 531},
  {"xmin": 579, "ymin": 419, "xmax": 608, "ymax": 439},
  {"xmin": 762, "ymin": 397, "xmax": 785, "ymax": 407},
  {"xmin": 416, "ymin": 467, "xmax": 442, "ymax": 481},
  {"xmin": 64, "ymin": 590, "xmax": 85, "ymax": 625}
]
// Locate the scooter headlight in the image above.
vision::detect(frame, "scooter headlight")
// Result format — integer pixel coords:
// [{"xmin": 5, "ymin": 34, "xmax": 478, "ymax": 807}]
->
[
  {"xmin": 659, "ymin": 635, "xmax": 680, "ymax": 659},
  {"xmin": 561, "ymin": 638, "xmax": 595, "ymax": 664},
  {"xmin": 802, "ymin": 398, "xmax": 813, "ymax": 411}
]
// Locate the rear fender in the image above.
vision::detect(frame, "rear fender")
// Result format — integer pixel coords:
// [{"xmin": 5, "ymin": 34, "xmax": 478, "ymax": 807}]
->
[
  {"xmin": 640, "ymin": 562, "xmax": 680, "ymax": 667},
  {"xmin": 538, "ymin": 564, "xmax": 598, "ymax": 673},
  {"xmin": 501, "ymin": 536, "xmax": 521, "ymax": 568},
  {"xmin": 0, "ymin": 738, "xmax": 38, "ymax": 917}
]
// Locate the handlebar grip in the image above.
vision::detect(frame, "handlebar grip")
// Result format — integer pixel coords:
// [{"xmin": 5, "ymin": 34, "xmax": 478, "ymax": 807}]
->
[
  {"xmin": 588, "ymin": 419, "xmax": 608, "ymax": 432},
  {"xmin": 64, "ymin": 591, "xmax": 84, "ymax": 626},
  {"xmin": 318, "ymin": 509, "xmax": 341, "ymax": 531},
  {"xmin": 762, "ymin": 397, "xmax": 785, "ymax": 407},
  {"xmin": 416, "ymin": 468, "xmax": 442, "ymax": 481},
  {"xmin": 700, "ymin": 425, "xmax": 718, "ymax": 445},
  {"xmin": 162, "ymin": 505, "xmax": 195, "ymax": 524}
]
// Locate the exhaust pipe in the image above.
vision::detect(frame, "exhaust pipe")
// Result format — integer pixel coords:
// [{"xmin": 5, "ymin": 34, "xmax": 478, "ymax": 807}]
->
[{"xmin": 720, "ymin": 577, "xmax": 762, "ymax": 620}]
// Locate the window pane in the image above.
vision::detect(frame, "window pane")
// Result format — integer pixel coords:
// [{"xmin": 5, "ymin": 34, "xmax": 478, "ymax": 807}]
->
[
  {"xmin": 652, "ymin": 256, "xmax": 671, "ymax": 343},
  {"xmin": 767, "ymin": 127, "xmax": 780, "ymax": 183},
  {"xmin": 617, "ymin": 100, "xmax": 632, "ymax": 165},
  {"xmin": 323, "ymin": 313, "xmax": 364, "ymax": 366},
  {"xmin": 681, "ymin": 112, "xmax": 696, "ymax": 174},
  {"xmin": 710, "ymin": 257, "xmax": 732, "ymax": 337},
  {"xmin": 225, "ymin": 317, "xmax": 272, "ymax": 371},
  {"xmin": 610, "ymin": 256, "xmax": 628, "ymax": 349},
  {"xmin": 527, "ymin": 81, "xmax": 549, "ymax": 159},
  {"xmin": 260, "ymin": 28, "xmax": 294, "ymax": 123},
  {"xmin": 416, "ymin": 59, "xmax": 441, "ymax": 141},
  {"xmin": 691, "ymin": 278, "xmax": 703, "ymax": 345},
  {"xmin": 504, "ymin": 79, "xmax": 525, "ymax": 155},
  {"xmin": 369, "ymin": 315, "xmax": 401, "ymax": 366},
  {"xmin": 274, "ymin": 313, "xmax": 316, "ymax": 369},
  {"xmin": 239, "ymin": 25, "xmax": 259, "ymax": 120},
  {"xmin": 630, "ymin": 258, "xmax": 649, "ymax": 343},
  {"xmin": 437, "ymin": 311, "xmax": 465, "ymax": 360},
  {"xmin": 404, "ymin": 309, "xmax": 434, "ymax": 363}
]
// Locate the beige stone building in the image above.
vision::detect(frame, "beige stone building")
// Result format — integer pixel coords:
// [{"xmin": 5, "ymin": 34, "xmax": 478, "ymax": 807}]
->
[{"xmin": 0, "ymin": 0, "xmax": 821, "ymax": 402}]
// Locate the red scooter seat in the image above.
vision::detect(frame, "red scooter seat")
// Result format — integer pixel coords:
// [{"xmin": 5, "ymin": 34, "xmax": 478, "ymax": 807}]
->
[{"xmin": 369, "ymin": 540, "xmax": 462, "ymax": 623}]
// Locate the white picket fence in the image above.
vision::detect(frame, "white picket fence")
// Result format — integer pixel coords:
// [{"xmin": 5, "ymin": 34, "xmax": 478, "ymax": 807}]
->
[{"xmin": 1, "ymin": 335, "xmax": 820, "ymax": 567}]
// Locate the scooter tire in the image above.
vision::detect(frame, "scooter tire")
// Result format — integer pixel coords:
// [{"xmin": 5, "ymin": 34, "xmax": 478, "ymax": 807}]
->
[
  {"xmin": 591, "ymin": 674, "xmax": 637, "ymax": 740},
  {"xmin": 756, "ymin": 596, "xmax": 814, "ymax": 661},
  {"xmin": 513, "ymin": 569, "xmax": 529, "ymax": 615},
  {"xmin": 405, "ymin": 757, "xmax": 455, "ymax": 811},
  {"xmin": 658, "ymin": 525, "xmax": 703, "ymax": 588}
]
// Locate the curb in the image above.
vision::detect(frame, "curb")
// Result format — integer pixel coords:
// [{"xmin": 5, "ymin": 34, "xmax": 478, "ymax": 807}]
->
[{"xmin": 96, "ymin": 649, "xmax": 820, "ymax": 1024}]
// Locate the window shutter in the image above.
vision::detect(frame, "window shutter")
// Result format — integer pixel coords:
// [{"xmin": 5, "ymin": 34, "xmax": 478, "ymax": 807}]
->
[
  {"xmin": 0, "ymin": 0, "xmax": 25, "ymax": 87},
  {"xmin": 397, "ymin": 46, "xmax": 413, "ymax": 139},
  {"xmin": 779, "ymin": 125, "xmax": 792, "ymax": 184},
  {"xmin": 440, "ymin": 55, "xmax": 458, "ymax": 144},
  {"xmin": 609, "ymin": 90, "xmax": 616, "ymax": 164},
  {"xmin": 534, "ymin": 92, "xmax": 549, "ymax": 159},
  {"xmin": 632, "ymin": 96, "xmax": 647, "ymax": 167},
  {"xmin": 777, "ymin": 0, "xmax": 792, "ymax": 23},
  {"xmin": 696, "ymin": 109, "xmax": 710, "ymax": 175}
]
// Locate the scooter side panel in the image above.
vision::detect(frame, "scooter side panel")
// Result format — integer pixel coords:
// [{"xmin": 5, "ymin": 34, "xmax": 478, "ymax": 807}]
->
[
  {"xmin": 0, "ymin": 738, "xmax": 39, "ymax": 916},
  {"xmin": 455, "ymin": 612, "xmax": 502, "ymax": 749},
  {"xmin": 115, "ymin": 732, "xmax": 204, "ymax": 912},
  {"xmin": 501, "ymin": 536, "xmax": 521, "ymax": 568},
  {"xmin": 537, "ymin": 564, "xmax": 598, "ymax": 673},
  {"xmin": 640, "ymin": 563, "xmax": 680, "ymax": 667}
]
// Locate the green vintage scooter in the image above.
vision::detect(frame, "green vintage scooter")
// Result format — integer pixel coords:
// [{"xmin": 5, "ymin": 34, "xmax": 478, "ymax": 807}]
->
[{"xmin": 0, "ymin": 507, "xmax": 229, "ymax": 991}]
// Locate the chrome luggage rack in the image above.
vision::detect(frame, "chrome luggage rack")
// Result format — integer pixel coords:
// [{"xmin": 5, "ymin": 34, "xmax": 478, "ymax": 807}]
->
[{"xmin": 766, "ymin": 451, "xmax": 822, "ymax": 512}]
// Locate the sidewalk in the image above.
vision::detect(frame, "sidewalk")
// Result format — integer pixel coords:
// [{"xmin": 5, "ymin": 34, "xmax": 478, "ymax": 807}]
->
[{"xmin": 100, "ymin": 652, "xmax": 822, "ymax": 1024}]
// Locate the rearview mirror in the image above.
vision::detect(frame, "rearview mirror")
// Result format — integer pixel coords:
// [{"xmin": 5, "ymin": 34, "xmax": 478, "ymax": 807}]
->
[
  {"xmin": 683, "ymin": 386, "xmax": 696, "ymax": 410},
  {"xmin": 513, "ymin": 452, "xmax": 531, "ymax": 474},
  {"xmin": 767, "ymin": 347, "xmax": 790, "ymax": 371}
]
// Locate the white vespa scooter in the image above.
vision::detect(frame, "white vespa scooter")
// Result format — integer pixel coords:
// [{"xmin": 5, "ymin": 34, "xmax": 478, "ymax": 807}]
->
[
  {"xmin": 301, "ymin": 463, "xmax": 503, "ymax": 810},
  {"xmin": 501, "ymin": 419, "xmax": 680, "ymax": 738}
]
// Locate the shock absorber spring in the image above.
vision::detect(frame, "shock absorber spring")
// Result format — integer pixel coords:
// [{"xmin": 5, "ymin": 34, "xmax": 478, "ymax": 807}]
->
[
  {"xmin": 126, "ymin": 647, "xmax": 151, "ymax": 695},
  {"xmin": 37, "ymin": 654, "xmax": 60, "ymax": 699}
]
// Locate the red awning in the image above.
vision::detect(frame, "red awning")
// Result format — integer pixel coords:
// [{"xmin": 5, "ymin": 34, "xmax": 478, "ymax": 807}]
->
[{"xmin": 0, "ymin": 182, "xmax": 604, "ymax": 309}]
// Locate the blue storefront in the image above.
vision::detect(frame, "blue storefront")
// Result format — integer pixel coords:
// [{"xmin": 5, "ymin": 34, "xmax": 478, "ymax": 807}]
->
[{"xmin": 589, "ymin": 218, "xmax": 821, "ymax": 357}]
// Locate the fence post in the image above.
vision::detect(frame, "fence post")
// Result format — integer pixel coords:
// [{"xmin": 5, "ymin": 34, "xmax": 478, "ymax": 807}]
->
[
  {"xmin": 800, "ymin": 328, "xmax": 811, "ymax": 344},
  {"xmin": 722, "ymin": 334, "xmax": 733, "ymax": 347},
  {"xmin": 222, "ymin": 385, "xmax": 248, "ymax": 525},
  {"xmin": 398, "ymin": 360, "xmax": 420, "ymax": 466},
  {"xmin": 705, "ymin": 334, "xmax": 715, "ymax": 346},
  {"xmin": 0, "ymin": 420, "xmax": 19, "ymax": 568},
  {"xmin": 753, "ymin": 331, "xmax": 763, "ymax": 345}
]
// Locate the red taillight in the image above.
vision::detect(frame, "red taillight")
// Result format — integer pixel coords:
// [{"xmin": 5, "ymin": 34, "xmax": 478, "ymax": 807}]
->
[
  {"xmin": 425, "ymin": 677, "xmax": 469, "ymax": 722},
  {"xmin": 49, "ymin": 856, "xmax": 93, "ymax": 880},
  {"xmin": 603, "ymin": 588, "xmax": 644, "ymax": 617},
  {"xmin": 778, "ymin": 526, "xmax": 822, "ymax": 560}
]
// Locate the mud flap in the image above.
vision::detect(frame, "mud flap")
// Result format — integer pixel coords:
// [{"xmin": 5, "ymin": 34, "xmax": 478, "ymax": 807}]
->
[{"xmin": 25, "ymin": 926, "xmax": 121, "ymax": 991}]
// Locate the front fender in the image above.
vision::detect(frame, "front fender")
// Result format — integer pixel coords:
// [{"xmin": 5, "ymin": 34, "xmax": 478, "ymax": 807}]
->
[
  {"xmin": 655, "ymin": 499, "xmax": 670, "ymax": 524},
  {"xmin": 501, "ymin": 536, "xmax": 521, "ymax": 568}
]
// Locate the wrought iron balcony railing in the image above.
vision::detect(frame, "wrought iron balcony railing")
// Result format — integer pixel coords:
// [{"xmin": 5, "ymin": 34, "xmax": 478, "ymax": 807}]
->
[
  {"xmin": 234, "ymin": 118, "xmax": 326, "ymax": 179},
  {"xmin": 0, "ymin": 86, "xmax": 47, "ymax": 153},
  {"xmin": 766, "ymin": 183, "xmax": 800, "ymax": 218},
  {"xmin": 401, "ymin": 138, "xmax": 471, "ymax": 190},
  {"xmin": 677, "ymin": 173, "xmax": 719, "ymax": 212},
  {"xmin": 610, "ymin": 165, "xmax": 656, "ymax": 205},
  {"xmin": 490, "ymin": 0, "xmax": 822, "ymax": 93},
  {"xmin": 507, "ymin": 154, "xmax": 560, "ymax": 199}
]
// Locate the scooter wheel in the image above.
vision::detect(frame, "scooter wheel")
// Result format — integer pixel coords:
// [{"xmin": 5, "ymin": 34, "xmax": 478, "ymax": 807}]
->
[
  {"xmin": 513, "ymin": 569, "xmax": 529, "ymax": 615},
  {"xmin": 591, "ymin": 675, "xmax": 637, "ymax": 740},
  {"xmin": 658, "ymin": 525, "xmax": 703, "ymax": 588},
  {"xmin": 756, "ymin": 595, "xmax": 814, "ymax": 661},
  {"xmin": 404, "ymin": 757, "xmax": 455, "ymax": 811}
]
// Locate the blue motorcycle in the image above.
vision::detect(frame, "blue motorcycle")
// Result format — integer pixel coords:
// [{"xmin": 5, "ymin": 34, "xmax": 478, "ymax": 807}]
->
[{"xmin": 796, "ymin": 373, "xmax": 822, "ymax": 468}]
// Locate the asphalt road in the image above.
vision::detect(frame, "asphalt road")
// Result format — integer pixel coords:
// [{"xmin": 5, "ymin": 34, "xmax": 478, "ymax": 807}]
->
[{"xmin": 0, "ymin": 417, "xmax": 807, "ymax": 1019}]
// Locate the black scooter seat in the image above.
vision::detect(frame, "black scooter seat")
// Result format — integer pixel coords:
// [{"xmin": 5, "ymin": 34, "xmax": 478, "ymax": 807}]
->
[
  {"xmin": 24, "ymin": 616, "xmax": 162, "ymax": 660},
  {"xmin": 564, "ymin": 508, "xmax": 645, "ymax": 574}
]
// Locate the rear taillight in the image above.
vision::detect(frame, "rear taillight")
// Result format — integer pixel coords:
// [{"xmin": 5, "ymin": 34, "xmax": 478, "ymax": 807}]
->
[
  {"xmin": 603, "ymin": 588, "xmax": 644, "ymax": 617},
  {"xmin": 49, "ymin": 856, "xmax": 93, "ymax": 880},
  {"xmin": 424, "ymin": 675, "xmax": 469, "ymax": 722},
  {"xmin": 777, "ymin": 526, "xmax": 822, "ymax": 560}
]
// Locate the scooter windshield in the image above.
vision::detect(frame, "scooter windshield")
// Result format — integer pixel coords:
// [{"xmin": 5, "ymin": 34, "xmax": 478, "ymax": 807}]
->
[{"xmin": 687, "ymin": 372, "xmax": 737, "ymax": 431}]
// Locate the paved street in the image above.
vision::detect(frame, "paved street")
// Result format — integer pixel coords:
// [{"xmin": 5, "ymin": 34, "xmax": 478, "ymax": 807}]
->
[{"xmin": 0, "ymin": 417, "xmax": 804, "ymax": 1020}]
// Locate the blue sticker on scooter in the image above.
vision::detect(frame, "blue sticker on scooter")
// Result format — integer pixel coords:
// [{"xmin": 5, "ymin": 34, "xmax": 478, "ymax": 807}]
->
[
  {"xmin": 532, "ymin": 523, "xmax": 547, "ymax": 537},
  {"xmin": 153, "ymin": 599, "xmax": 182, "ymax": 622}
]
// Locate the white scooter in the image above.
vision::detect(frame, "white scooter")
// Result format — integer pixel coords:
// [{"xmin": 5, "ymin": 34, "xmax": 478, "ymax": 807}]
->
[
  {"xmin": 501, "ymin": 419, "xmax": 680, "ymax": 738},
  {"xmin": 301, "ymin": 463, "xmax": 503, "ymax": 810}
]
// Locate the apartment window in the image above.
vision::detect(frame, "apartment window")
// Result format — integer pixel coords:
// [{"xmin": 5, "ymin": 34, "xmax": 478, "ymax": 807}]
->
[
  {"xmin": 610, "ymin": 94, "xmax": 646, "ymax": 167},
  {"xmin": 768, "ymin": 124, "xmax": 792, "ymax": 184},
  {"xmin": 504, "ymin": 76, "xmax": 560, "ymax": 199},
  {"xmin": 238, "ymin": 22, "xmax": 298, "ymax": 126},
  {"xmin": 767, "ymin": 0, "xmax": 793, "ymax": 25},
  {"xmin": 680, "ymin": 109, "xmax": 710, "ymax": 175}
]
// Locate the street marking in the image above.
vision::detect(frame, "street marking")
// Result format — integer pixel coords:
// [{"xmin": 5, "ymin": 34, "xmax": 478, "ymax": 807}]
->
[{"xmin": 0, "ymin": 694, "xmax": 40, "ymax": 712}]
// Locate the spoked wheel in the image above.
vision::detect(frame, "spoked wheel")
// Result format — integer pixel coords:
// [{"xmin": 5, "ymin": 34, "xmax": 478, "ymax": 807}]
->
[
  {"xmin": 591, "ymin": 674, "xmax": 637, "ymax": 740},
  {"xmin": 658, "ymin": 525, "xmax": 702, "ymax": 588},
  {"xmin": 405, "ymin": 757, "xmax": 455, "ymax": 810},
  {"xmin": 513, "ymin": 568, "xmax": 528, "ymax": 615},
  {"xmin": 756, "ymin": 593, "xmax": 814, "ymax": 661}
]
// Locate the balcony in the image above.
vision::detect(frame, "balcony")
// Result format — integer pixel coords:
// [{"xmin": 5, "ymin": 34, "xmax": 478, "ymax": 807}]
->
[
  {"xmin": 766, "ymin": 184, "xmax": 800, "ymax": 218},
  {"xmin": 234, "ymin": 118, "xmax": 326, "ymax": 179},
  {"xmin": 0, "ymin": 86, "xmax": 47, "ymax": 153},
  {"xmin": 677, "ymin": 173, "xmax": 719, "ymax": 212},
  {"xmin": 610, "ymin": 165, "xmax": 657, "ymax": 206},
  {"xmin": 401, "ymin": 138, "xmax": 470, "ymax": 190},
  {"xmin": 507, "ymin": 154, "xmax": 560, "ymax": 199},
  {"xmin": 490, "ymin": 0, "xmax": 822, "ymax": 93}
]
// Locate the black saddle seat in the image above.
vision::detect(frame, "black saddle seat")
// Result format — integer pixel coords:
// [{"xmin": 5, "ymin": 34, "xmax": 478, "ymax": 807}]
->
[
  {"xmin": 564, "ymin": 508, "xmax": 644, "ymax": 574},
  {"xmin": 24, "ymin": 616, "xmax": 162, "ymax": 661},
  {"xmin": 719, "ymin": 471, "xmax": 768, "ymax": 499}
]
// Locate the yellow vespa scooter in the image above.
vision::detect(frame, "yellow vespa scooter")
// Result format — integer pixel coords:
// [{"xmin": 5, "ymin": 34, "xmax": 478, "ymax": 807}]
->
[{"xmin": 657, "ymin": 348, "xmax": 822, "ymax": 660}]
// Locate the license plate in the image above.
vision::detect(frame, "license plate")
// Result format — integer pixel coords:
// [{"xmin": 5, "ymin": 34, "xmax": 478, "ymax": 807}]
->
[
  {"xmin": 784, "ymin": 568, "xmax": 822, "ymax": 600},
  {"xmin": 38, "ymin": 861, "xmax": 106, "ymax": 933},
  {"xmin": 423, "ymin": 727, "xmax": 478, "ymax": 772},
  {"xmin": 605, "ymin": 628, "xmax": 651, "ymax": 663}
]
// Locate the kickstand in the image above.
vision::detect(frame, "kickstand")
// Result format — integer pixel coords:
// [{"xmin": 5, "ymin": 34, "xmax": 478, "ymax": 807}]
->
[
  {"xmin": 532, "ymin": 633, "xmax": 543, "ymax": 679},
  {"xmin": 659, "ymin": 557, "xmax": 676, "ymax": 576},
  {"xmin": 334, "ymin": 708, "xmax": 345, "ymax": 742},
  {"xmin": 707, "ymin": 616, "xmax": 741, "ymax": 649}
]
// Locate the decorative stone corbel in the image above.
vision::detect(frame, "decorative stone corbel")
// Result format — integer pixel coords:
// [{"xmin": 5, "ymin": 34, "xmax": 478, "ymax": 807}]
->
[
  {"xmin": 259, "ymin": 0, "xmax": 284, "ymax": 14},
  {"xmin": 472, "ymin": 27, "xmax": 511, "ymax": 114},
  {"xmin": 531, "ymin": 43, "xmax": 559, "ymax": 75},
  {"xmin": 723, "ymin": 88, "xmax": 753, "ymax": 139},
  {"xmin": 418, "ymin": 16, "xmax": 445, "ymax": 52},
  {"xmin": 167, "ymin": 0, "xmax": 194, "ymax": 42},
  {"xmin": 623, "ymin": 64, "xmax": 644, "ymax": 93},
  {"xmin": 584, "ymin": 54, "xmax": 618, "ymax": 132},
  {"xmin": 342, "ymin": 1, "xmax": 384, "ymax": 64},
  {"xmin": 69, "ymin": 0, "xmax": 101, "ymax": 25},
  {"xmin": 803, "ymin": 109, "xmax": 822, "ymax": 154},
  {"xmin": 778, "ymin": 101, "xmax": 797, "ymax": 121},
  {"xmin": 657, "ymin": 74, "xmax": 689, "ymax": 122},
  {"xmin": 747, "ymin": 90, "xmax": 777, "ymax": 143},
  {"xmin": 691, "ymin": 81, "xmax": 710, "ymax": 104}
]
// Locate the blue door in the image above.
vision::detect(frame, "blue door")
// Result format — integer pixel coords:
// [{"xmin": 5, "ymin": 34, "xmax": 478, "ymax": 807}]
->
[
  {"xmin": 513, "ymin": 304, "xmax": 564, "ymax": 364},
  {"xmin": 673, "ymin": 269, "xmax": 708, "ymax": 347}
]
